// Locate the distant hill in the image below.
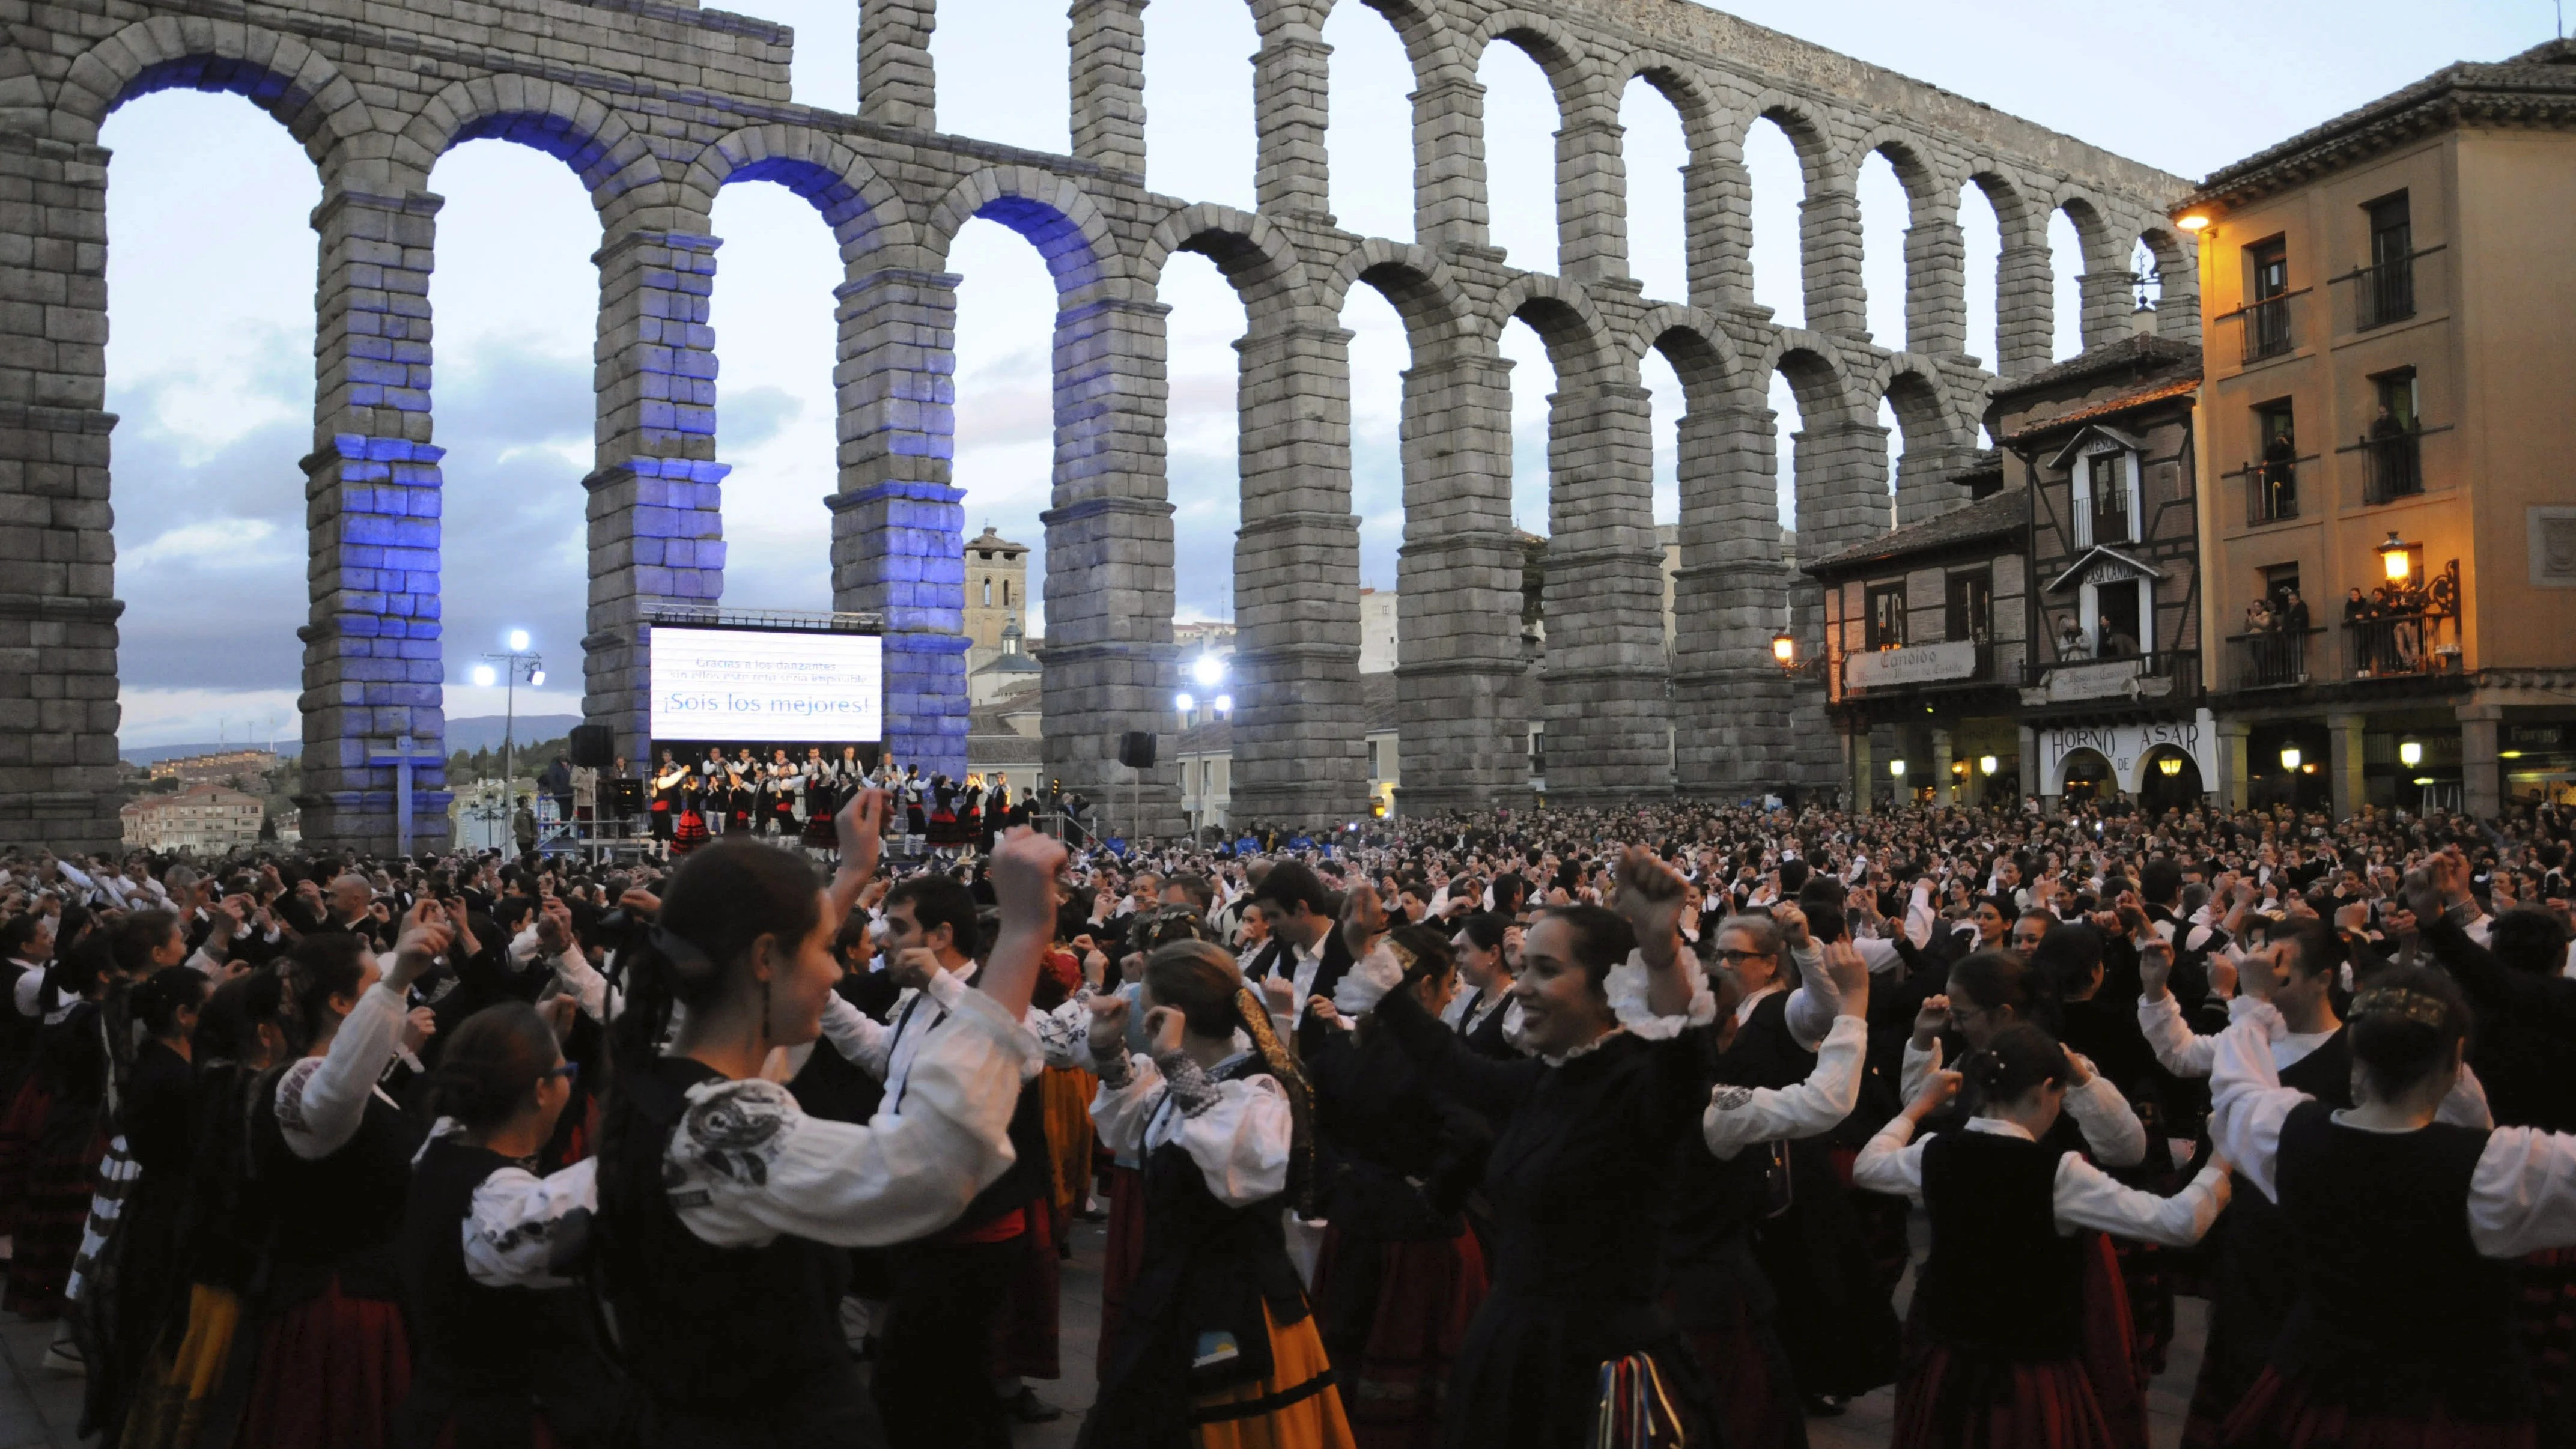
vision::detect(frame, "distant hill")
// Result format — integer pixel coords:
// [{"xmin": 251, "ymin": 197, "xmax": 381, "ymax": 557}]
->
[{"xmin": 120, "ymin": 714, "xmax": 583, "ymax": 765}]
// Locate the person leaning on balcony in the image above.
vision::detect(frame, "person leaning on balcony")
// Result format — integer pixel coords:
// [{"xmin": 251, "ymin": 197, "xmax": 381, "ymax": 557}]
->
[
  {"xmin": 2247, "ymin": 599, "xmax": 2275, "ymax": 634},
  {"xmin": 2279, "ymin": 589, "xmax": 2310, "ymax": 636}
]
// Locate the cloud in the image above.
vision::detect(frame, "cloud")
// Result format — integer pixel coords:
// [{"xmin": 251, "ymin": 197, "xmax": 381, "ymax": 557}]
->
[
  {"xmin": 115, "ymin": 687, "xmax": 305, "ymax": 752},
  {"xmin": 121, "ymin": 517, "xmax": 287, "ymax": 570},
  {"xmin": 721, "ymin": 385, "xmax": 803, "ymax": 451}
]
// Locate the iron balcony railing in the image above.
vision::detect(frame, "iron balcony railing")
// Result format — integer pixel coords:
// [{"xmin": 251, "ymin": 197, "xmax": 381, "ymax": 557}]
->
[
  {"xmin": 2338, "ymin": 245, "xmax": 2443, "ymax": 332},
  {"xmin": 2236, "ymin": 454, "xmax": 2311, "ymax": 525},
  {"xmin": 2342, "ymin": 610, "xmax": 2459, "ymax": 680},
  {"xmin": 2227, "ymin": 628, "xmax": 2318, "ymax": 690},
  {"xmin": 2085, "ymin": 499, "xmax": 2134, "ymax": 547},
  {"xmin": 2242, "ymin": 293, "xmax": 2297, "ymax": 363},
  {"xmin": 2362, "ymin": 429, "xmax": 2422, "ymax": 503}
]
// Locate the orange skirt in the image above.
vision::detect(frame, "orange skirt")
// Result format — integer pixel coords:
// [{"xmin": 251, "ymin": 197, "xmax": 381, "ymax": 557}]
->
[
  {"xmin": 1191, "ymin": 1304, "xmax": 1356, "ymax": 1449},
  {"xmin": 1039, "ymin": 1065, "xmax": 1095, "ymax": 1218}
]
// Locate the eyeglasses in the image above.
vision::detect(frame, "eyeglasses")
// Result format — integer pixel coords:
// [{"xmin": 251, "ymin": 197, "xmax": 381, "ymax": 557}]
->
[
  {"xmin": 545, "ymin": 1061, "xmax": 580, "ymax": 1088},
  {"xmin": 1715, "ymin": 949, "xmax": 1775, "ymax": 965}
]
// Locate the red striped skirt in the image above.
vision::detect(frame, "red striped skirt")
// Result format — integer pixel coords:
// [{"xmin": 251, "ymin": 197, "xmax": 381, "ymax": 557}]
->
[
  {"xmin": 1678, "ymin": 1312, "xmax": 1807, "ymax": 1449},
  {"xmin": 1097, "ymin": 1164, "xmax": 1149, "ymax": 1382},
  {"xmin": 1893, "ymin": 1348, "xmax": 2121, "ymax": 1449},
  {"xmin": 1308, "ymin": 1223, "xmax": 1487, "ymax": 1449},
  {"xmin": 991, "ymin": 1205, "xmax": 1060, "ymax": 1381},
  {"xmin": 2217, "ymin": 1366, "xmax": 2538, "ymax": 1449},
  {"xmin": 4, "ymin": 1113, "xmax": 104, "ymax": 1318},
  {"xmin": 2078, "ymin": 1230, "xmax": 2150, "ymax": 1449},
  {"xmin": 238, "ymin": 1275, "xmax": 412, "ymax": 1449}
]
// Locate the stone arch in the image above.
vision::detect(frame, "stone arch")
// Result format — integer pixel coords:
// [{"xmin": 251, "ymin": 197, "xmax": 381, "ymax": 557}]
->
[
  {"xmin": 52, "ymin": 17, "xmax": 373, "ymax": 162},
  {"xmin": 1139, "ymin": 202, "xmax": 1313, "ymax": 331},
  {"xmin": 1462, "ymin": 10, "xmax": 1602, "ymax": 114},
  {"xmin": 2053, "ymin": 186, "xmax": 2126, "ymax": 352},
  {"xmin": 1320, "ymin": 237, "xmax": 1477, "ymax": 356},
  {"xmin": 397, "ymin": 76, "xmax": 663, "ymax": 210},
  {"xmin": 1629, "ymin": 303, "xmax": 1748, "ymax": 409},
  {"xmin": 681, "ymin": 124, "xmax": 915, "ymax": 266},
  {"xmin": 1324, "ymin": 0, "xmax": 1468, "ymax": 87},
  {"xmin": 1875, "ymin": 355, "xmax": 1969, "ymax": 448},
  {"xmin": 1609, "ymin": 51, "xmax": 1728, "ymax": 156},
  {"xmin": 1848, "ymin": 126, "xmax": 1952, "ymax": 226},
  {"xmin": 1725, "ymin": 93, "xmax": 1849, "ymax": 193},
  {"xmin": 1492, "ymin": 274, "xmax": 1619, "ymax": 384},
  {"xmin": 2136, "ymin": 221, "xmax": 2201, "ymax": 342},
  {"xmin": 1754, "ymin": 330, "xmax": 1867, "ymax": 426},
  {"xmin": 921, "ymin": 164, "xmax": 1128, "ymax": 303}
]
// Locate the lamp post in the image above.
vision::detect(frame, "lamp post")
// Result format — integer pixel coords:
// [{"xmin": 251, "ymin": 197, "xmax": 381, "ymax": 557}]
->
[{"xmin": 476, "ymin": 629, "xmax": 545, "ymax": 803}]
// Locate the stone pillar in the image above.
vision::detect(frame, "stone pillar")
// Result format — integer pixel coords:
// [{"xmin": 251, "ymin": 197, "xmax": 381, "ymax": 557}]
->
[
  {"xmin": 1230, "ymin": 321, "xmax": 1367, "ymax": 825},
  {"xmin": 1791, "ymin": 419, "xmax": 1892, "ymax": 785},
  {"xmin": 0, "ymin": 136, "xmax": 119, "ymax": 849},
  {"xmin": 1394, "ymin": 350, "xmax": 1524, "ymax": 810},
  {"xmin": 299, "ymin": 185, "xmax": 452, "ymax": 851},
  {"xmin": 1894, "ymin": 440, "xmax": 1969, "ymax": 527},
  {"xmin": 1932, "ymin": 727, "xmax": 1954, "ymax": 805},
  {"xmin": 2217, "ymin": 716, "xmax": 2251, "ymax": 810},
  {"xmin": 2458, "ymin": 699, "xmax": 2504, "ymax": 821},
  {"xmin": 1672, "ymin": 403, "xmax": 1790, "ymax": 798},
  {"xmin": 585, "ymin": 226, "xmax": 726, "ymax": 765},
  {"xmin": 1554, "ymin": 114, "xmax": 1624, "ymax": 283},
  {"xmin": 1040, "ymin": 294, "xmax": 1182, "ymax": 834},
  {"xmin": 1069, "ymin": 0, "xmax": 1148, "ymax": 176},
  {"xmin": 2326, "ymin": 711, "xmax": 2366, "ymax": 822},
  {"xmin": 1904, "ymin": 213, "xmax": 1968, "ymax": 359},
  {"xmin": 2079, "ymin": 268, "xmax": 2133, "ymax": 352},
  {"xmin": 1681, "ymin": 153, "xmax": 1756, "ymax": 315},
  {"xmin": 2152, "ymin": 249, "xmax": 2202, "ymax": 347},
  {"xmin": 1850, "ymin": 727, "xmax": 1873, "ymax": 815},
  {"xmin": 1996, "ymin": 238, "xmax": 2055, "ymax": 378},
  {"xmin": 1540, "ymin": 380, "xmax": 1667, "ymax": 803},
  {"xmin": 858, "ymin": 0, "xmax": 937, "ymax": 130},
  {"xmin": 831, "ymin": 266, "xmax": 968, "ymax": 782},
  {"xmin": 1412, "ymin": 76, "xmax": 1487, "ymax": 248},
  {"xmin": 1252, "ymin": 16, "xmax": 1331, "ymax": 220},
  {"xmin": 1800, "ymin": 187, "xmax": 1868, "ymax": 339}
]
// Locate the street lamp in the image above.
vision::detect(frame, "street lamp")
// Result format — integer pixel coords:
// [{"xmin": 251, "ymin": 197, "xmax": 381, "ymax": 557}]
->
[
  {"xmin": 2279, "ymin": 746, "xmax": 2302, "ymax": 771},
  {"xmin": 2378, "ymin": 532, "xmax": 2413, "ymax": 585},
  {"xmin": 2398, "ymin": 740, "xmax": 2423, "ymax": 768},
  {"xmin": 1175, "ymin": 691, "xmax": 1196, "ymax": 715},
  {"xmin": 1191, "ymin": 654, "xmax": 1226, "ymax": 689},
  {"xmin": 2158, "ymin": 755, "xmax": 2184, "ymax": 776},
  {"xmin": 480, "ymin": 630, "xmax": 544, "ymax": 798},
  {"xmin": 1212, "ymin": 694, "xmax": 1233, "ymax": 716},
  {"xmin": 1978, "ymin": 755, "xmax": 1999, "ymax": 776},
  {"xmin": 1889, "ymin": 759, "xmax": 1907, "ymax": 778}
]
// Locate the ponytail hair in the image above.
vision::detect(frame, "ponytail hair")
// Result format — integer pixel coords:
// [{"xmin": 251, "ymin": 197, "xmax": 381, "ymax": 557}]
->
[
  {"xmin": 421, "ymin": 1003, "xmax": 562, "ymax": 1133},
  {"xmin": 2348, "ymin": 964, "xmax": 2469, "ymax": 1105},
  {"xmin": 132, "ymin": 965, "xmax": 208, "ymax": 1040},
  {"xmin": 1960, "ymin": 1022, "xmax": 2070, "ymax": 1105},
  {"xmin": 1950, "ymin": 948, "xmax": 2063, "ymax": 1035},
  {"xmin": 1141, "ymin": 938, "xmax": 1318, "ymax": 1216},
  {"xmin": 280, "ymin": 933, "xmax": 369, "ymax": 1054},
  {"xmin": 603, "ymin": 839, "xmax": 822, "ymax": 1085},
  {"xmin": 193, "ymin": 971, "xmax": 284, "ymax": 1065}
]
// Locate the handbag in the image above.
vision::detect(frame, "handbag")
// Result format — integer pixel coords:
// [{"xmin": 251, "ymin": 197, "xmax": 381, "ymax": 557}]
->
[{"xmin": 1591, "ymin": 1351, "xmax": 1687, "ymax": 1448}]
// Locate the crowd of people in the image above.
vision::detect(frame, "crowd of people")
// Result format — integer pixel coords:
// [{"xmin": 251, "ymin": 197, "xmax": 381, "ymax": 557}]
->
[{"xmin": 0, "ymin": 786, "xmax": 2571, "ymax": 1449}]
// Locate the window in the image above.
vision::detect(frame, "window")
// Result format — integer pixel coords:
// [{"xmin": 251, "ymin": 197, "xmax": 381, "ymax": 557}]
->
[
  {"xmin": 1865, "ymin": 583, "xmax": 1907, "ymax": 651},
  {"xmin": 982, "ymin": 578, "xmax": 992, "ymax": 607},
  {"xmin": 2246, "ymin": 237, "xmax": 2293, "ymax": 361},
  {"xmin": 2082, "ymin": 448, "xmax": 2135, "ymax": 545},
  {"xmin": 1945, "ymin": 571, "xmax": 1993, "ymax": 644},
  {"xmin": 2360, "ymin": 192, "xmax": 2414, "ymax": 329},
  {"xmin": 1529, "ymin": 729, "xmax": 1545, "ymax": 779},
  {"xmin": 1368, "ymin": 740, "xmax": 1382, "ymax": 779},
  {"xmin": 1002, "ymin": 580, "xmax": 1011, "ymax": 607},
  {"xmin": 2365, "ymin": 367, "xmax": 2422, "ymax": 503},
  {"xmin": 2092, "ymin": 578, "xmax": 2146, "ymax": 658},
  {"xmin": 2252, "ymin": 400, "xmax": 2298, "ymax": 523}
]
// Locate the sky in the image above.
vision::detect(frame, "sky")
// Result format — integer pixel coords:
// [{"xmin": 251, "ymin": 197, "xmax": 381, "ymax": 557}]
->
[{"xmin": 96, "ymin": 0, "xmax": 2557, "ymax": 745}]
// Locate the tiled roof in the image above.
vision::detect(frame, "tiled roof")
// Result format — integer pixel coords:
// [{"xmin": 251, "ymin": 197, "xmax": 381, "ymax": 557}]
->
[
  {"xmin": 1990, "ymin": 335, "xmax": 2201, "ymax": 401},
  {"xmin": 2183, "ymin": 41, "xmax": 2576, "ymax": 214},
  {"xmin": 1999, "ymin": 377, "xmax": 2201, "ymax": 447},
  {"xmin": 1805, "ymin": 487, "xmax": 2028, "ymax": 578}
]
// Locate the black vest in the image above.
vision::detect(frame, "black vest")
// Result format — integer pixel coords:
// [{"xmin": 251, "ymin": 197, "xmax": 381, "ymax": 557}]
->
[
  {"xmin": 2270, "ymin": 1098, "xmax": 2529, "ymax": 1420},
  {"xmin": 395, "ymin": 1137, "xmax": 621, "ymax": 1449},
  {"xmin": 595, "ymin": 1058, "xmax": 852, "ymax": 1418},
  {"xmin": 249, "ymin": 1060, "xmax": 423, "ymax": 1303},
  {"xmin": 1915, "ymin": 1130, "xmax": 2085, "ymax": 1361}
]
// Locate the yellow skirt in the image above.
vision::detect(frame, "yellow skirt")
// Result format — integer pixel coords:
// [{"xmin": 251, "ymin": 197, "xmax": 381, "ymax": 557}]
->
[
  {"xmin": 1191, "ymin": 1304, "xmax": 1357, "ymax": 1449},
  {"xmin": 120, "ymin": 1283, "xmax": 242, "ymax": 1449},
  {"xmin": 1039, "ymin": 1065, "xmax": 1096, "ymax": 1217}
]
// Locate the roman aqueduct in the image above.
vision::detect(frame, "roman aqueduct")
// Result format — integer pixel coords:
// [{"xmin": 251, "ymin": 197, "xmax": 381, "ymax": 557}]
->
[{"xmin": 0, "ymin": 0, "xmax": 2192, "ymax": 849}]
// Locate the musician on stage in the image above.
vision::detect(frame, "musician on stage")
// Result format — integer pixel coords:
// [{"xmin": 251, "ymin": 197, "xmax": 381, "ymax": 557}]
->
[{"xmin": 650, "ymin": 750, "xmax": 692, "ymax": 844}]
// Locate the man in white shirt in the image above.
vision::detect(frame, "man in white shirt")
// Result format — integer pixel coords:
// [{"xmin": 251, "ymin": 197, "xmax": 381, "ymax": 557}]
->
[{"xmin": 1247, "ymin": 861, "xmax": 1337, "ymax": 1034}]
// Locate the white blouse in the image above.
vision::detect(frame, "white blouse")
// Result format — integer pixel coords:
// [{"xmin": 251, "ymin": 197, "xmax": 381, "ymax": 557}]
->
[
  {"xmin": 2207, "ymin": 1015, "xmax": 2576, "ymax": 1259},
  {"xmin": 1900, "ymin": 1037, "xmax": 2148, "ymax": 1168},
  {"xmin": 276, "ymin": 982, "xmax": 408, "ymax": 1160},
  {"xmin": 660, "ymin": 984, "xmax": 1040, "ymax": 1250},
  {"xmin": 1703, "ymin": 1015, "xmax": 1867, "ymax": 1161},
  {"xmin": 2139, "ymin": 993, "xmax": 2334, "ymax": 1080},
  {"xmin": 1090, "ymin": 1050, "xmax": 1293, "ymax": 1208},
  {"xmin": 1853, "ymin": 1115, "xmax": 2231, "ymax": 1246}
]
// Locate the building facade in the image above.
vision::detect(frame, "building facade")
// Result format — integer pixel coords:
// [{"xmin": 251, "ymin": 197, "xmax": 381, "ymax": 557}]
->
[
  {"xmin": 2003, "ymin": 335, "xmax": 2219, "ymax": 811},
  {"xmin": 2178, "ymin": 40, "xmax": 2576, "ymax": 816},
  {"xmin": 122, "ymin": 783, "xmax": 264, "ymax": 853},
  {"xmin": 961, "ymin": 526, "xmax": 1030, "ymax": 672},
  {"xmin": 1808, "ymin": 483, "xmax": 2032, "ymax": 811}
]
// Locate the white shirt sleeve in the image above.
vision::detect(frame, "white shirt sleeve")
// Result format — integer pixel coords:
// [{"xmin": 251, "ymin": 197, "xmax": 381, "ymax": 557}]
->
[
  {"xmin": 818, "ymin": 992, "xmax": 893, "ymax": 1080},
  {"xmin": 1704, "ymin": 1015, "xmax": 1867, "ymax": 1160},
  {"xmin": 1603, "ymin": 951, "xmax": 1719, "ymax": 1040},
  {"xmin": 1089, "ymin": 1051, "xmax": 1164, "ymax": 1160},
  {"xmin": 463, "ymin": 1157, "xmax": 600, "ymax": 1288},
  {"xmin": 544, "ymin": 943, "xmax": 607, "ymax": 1022},
  {"xmin": 275, "ymin": 983, "xmax": 409, "ymax": 1160},
  {"xmin": 1852, "ymin": 1113, "xmax": 1930, "ymax": 1199},
  {"xmin": 2052, "ymin": 1153, "xmax": 2231, "ymax": 1245},
  {"xmin": 1024, "ymin": 996, "xmax": 1093, "ymax": 1074},
  {"xmin": 666, "ymin": 986, "xmax": 1041, "ymax": 1249},
  {"xmin": 1172, "ymin": 1073, "xmax": 1294, "ymax": 1208},
  {"xmin": 2468, "ymin": 1128, "xmax": 2576, "ymax": 1258},
  {"xmin": 1903, "ymin": 884, "xmax": 1935, "ymax": 950},
  {"xmin": 1778, "ymin": 942, "xmax": 1838, "ymax": 1053},
  {"xmin": 13, "ymin": 969, "xmax": 40, "ymax": 1020},
  {"xmin": 2137, "ymin": 992, "xmax": 2274, "ymax": 1080},
  {"xmin": 2209, "ymin": 1013, "xmax": 2304, "ymax": 1205},
  {"xmin": 1855, "ymin": 936, "xmax": 1906, "ymax": 977},
  {"xmin": 1902, "ymin": 1037, "xmax": 1941, "ymax": 1108},
  {"xmin": 2062, "ymin": 1068, "xmax": 2148, "ymax": 1168}
]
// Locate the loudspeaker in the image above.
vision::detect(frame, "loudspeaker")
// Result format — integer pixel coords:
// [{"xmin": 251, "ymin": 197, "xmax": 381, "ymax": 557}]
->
[
  {"xmin": 1118, "ymin": 731, "xmax": 1158, "ymax": 769},
  {"xmin": 606, "ymin": 779, "xmax": 645, "ymax": 819},
  {"xmin": 569, "ymin": 724, "xmax": 616, "ymax": 768}
]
